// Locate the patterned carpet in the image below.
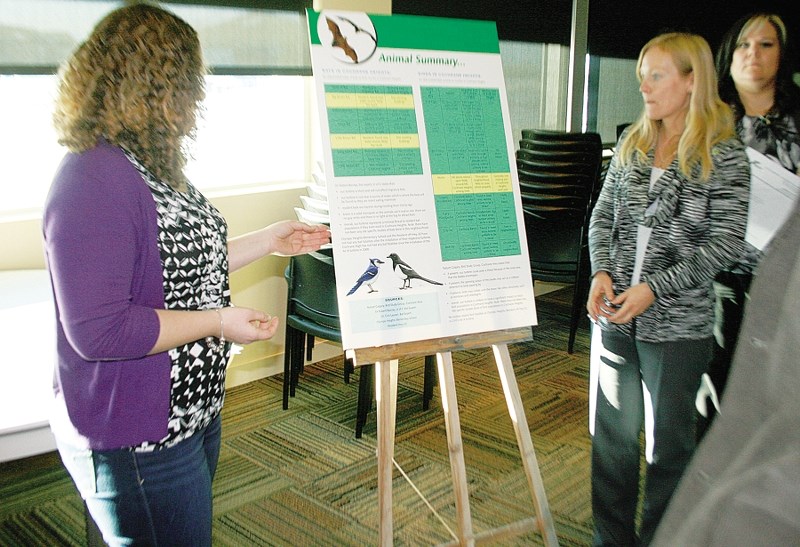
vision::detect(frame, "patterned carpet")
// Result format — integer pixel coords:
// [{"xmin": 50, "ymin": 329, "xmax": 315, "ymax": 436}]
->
[{"xmin": 0, "ymin": 287, "xmax": 593, "ymax": 546}]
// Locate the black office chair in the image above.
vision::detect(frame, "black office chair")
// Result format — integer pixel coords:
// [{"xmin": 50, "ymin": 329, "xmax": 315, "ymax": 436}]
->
[
  {"xmin": 283, "ymin": 249, "xmax": 345, "ymax": 407},
  {"xmin": 283, "ymin": 250, "xmax": 435, "ymax": 437},
  {"xmin": 517, "ymin": 129, "xmax": 603, "ymax": 353}
]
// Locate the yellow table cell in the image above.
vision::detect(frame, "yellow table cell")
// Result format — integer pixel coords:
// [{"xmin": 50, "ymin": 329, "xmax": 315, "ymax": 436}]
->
[
  {"xmin": 389, "ymin": 134, "xmax": 420, "ymax": 148},
  {"xmin": 326, "ymin": 92, "xmax": 414, "ymax": 109},
  {"xmin": 432, "ymin": 174, "xmax": 453, "ymax": 194},
  {"xmin": 356, "ymin": 94, "xmax": 388, "ymax": 108},
  {"xmin": 325, "ymin": 93, "xmax": 359, "ymax": 108},
  {"xmin": 330, "ymin": 134, "xmax": 363, "ymax": 149},
  {"xmin": 450, "ymin": 174, "xmax": 473, "ymax": 193},
  {"xmin": 472, "ymin": 173, "xmax": 493, "ymax": 192},
  {"xmin": 383, "ymin": 94, "xmax": 415, "ymax": 109},
  {"xmin": 490, "ymin": 173, "xmax": 513, "ymax": 192},
  {"xmin": 360, "ymin": 134, "xmax": 392, "ymax": 148}
]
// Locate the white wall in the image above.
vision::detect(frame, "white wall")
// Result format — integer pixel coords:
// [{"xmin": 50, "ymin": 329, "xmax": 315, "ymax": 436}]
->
[{"xmin": 595, "ymin": 56, "xmax": 641, "ymax": 143}]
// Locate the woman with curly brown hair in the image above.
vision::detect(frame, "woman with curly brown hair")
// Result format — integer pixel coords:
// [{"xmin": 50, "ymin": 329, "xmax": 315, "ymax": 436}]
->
[{"xmin": 43, "ymin": 4, "xmax": 329, "ymax": 545}]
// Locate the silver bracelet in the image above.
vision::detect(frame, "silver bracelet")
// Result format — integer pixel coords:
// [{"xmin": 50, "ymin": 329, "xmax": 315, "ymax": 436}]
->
[{"xmin": 205, "ymin": 308, "xmax": 226, "ymax": 352}]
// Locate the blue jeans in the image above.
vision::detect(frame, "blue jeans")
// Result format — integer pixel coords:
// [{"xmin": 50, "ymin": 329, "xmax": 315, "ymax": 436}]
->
[
  {"xmin": 57, "ymin": 415, "xmax": 222, "ymax": 547},
  {"xmin": 591, "ymin": 328, "xmax": 710, "ymax": 546}
]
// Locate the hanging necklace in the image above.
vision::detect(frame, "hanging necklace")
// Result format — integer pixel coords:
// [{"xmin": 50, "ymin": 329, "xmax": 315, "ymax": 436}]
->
[{"xmin": 654, "ymin": 133, "xmax": 680, "ymax": 169}]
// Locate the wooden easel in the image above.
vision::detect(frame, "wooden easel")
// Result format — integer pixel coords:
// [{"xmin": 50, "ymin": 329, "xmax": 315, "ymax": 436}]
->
[{"xmin": 350, "ymin": 326, "xmax": 559, "ymax": 546}]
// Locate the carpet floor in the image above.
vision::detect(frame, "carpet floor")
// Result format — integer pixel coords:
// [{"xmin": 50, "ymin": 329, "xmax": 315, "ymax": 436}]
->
[{"xmin": 0, "ymin": 287, "xmax": 593, "ymax": 546}]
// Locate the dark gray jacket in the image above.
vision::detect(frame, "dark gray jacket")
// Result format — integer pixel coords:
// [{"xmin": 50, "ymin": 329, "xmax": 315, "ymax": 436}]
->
[{"xmin": 652, "ymin": 192, "xmax": 800, "ymax": 546}]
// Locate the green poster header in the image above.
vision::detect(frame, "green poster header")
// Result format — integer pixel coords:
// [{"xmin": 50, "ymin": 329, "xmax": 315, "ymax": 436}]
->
[{"xmin": 307, "ymin": 9, "xmax": 500, "ymax": 54}]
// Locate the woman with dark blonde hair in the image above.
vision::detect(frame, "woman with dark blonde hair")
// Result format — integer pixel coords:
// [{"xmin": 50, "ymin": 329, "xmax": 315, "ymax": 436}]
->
[
  {"xmin": 716, "ymin": 12, "xmax": 800, "ymax": 173},
  {"xmin": 586, "ymin": 32, "xmax": 750, "ymax": 545},
  {"xmin": 44, "ymin": 4, "xmax": 329, "ymax": 545},
  {"xmin": 701, "ymin": 13, "xmax": 800, "ymax": 438}
]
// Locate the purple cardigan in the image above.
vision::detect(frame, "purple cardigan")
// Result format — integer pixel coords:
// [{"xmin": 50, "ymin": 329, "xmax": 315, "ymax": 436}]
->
[{"xmin": 43, "ymin": 141, "xmax": 168, "ymax": 450}]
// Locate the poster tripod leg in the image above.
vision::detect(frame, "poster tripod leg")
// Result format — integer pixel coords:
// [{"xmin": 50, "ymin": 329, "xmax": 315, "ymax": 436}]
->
[
  {"xmin": 377, "ymin": 359, "xmax": 399, "ymax": 547},
  {"xmin": 492, "ymin": 343, "xmax": 559, "ymax": 546},
  {"xmin": 437, "ymin": 351, "xmax": 476, "ymax": 545},
  {"xmin": 370, "ymin": 332, "xmax": 557, "ymax": 546}
]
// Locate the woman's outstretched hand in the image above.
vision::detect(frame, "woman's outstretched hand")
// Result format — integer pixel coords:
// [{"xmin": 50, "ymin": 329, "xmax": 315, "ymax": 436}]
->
[
  {"xmin": 227, "ymin": 220, "xmax": 332, "ymax": 272},
  {"xmin": 264, "ymin": 220, "xmax": 331, "ymax": 257}
]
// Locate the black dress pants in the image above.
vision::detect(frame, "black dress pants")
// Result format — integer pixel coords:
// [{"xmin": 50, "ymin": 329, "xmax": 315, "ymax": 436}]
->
[
  {"xmin": 697, "ymin": 271, "xmax": 752, "ymax": 440},
  {"xmin": 591, "ymin": 328, "xmax": 710, "ymax": 546}
]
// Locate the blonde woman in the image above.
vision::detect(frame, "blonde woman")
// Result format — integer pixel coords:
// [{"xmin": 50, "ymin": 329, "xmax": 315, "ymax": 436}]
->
[
  {"xmin": 586, "ymin": 33, "xmax": 750, "ymax": 546},
  {"xmin": 44, "ymin": 5, "xmax": 329, "ymax": 545}
]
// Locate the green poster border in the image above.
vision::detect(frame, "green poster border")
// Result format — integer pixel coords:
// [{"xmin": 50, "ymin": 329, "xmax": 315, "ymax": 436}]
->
[{"xmin": 307, "ymin": 9, "xmax": 499, "ymax": 54}]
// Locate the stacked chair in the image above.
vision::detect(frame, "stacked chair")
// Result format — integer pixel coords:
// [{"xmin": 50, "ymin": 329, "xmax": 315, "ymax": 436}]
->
[
  {"xmin": 282, "ymin": 249, "xmax": 348, "ymax": 409},
  {"xmin": 516, "ymin": 129, "xmax": 604, "ymax": 353}
]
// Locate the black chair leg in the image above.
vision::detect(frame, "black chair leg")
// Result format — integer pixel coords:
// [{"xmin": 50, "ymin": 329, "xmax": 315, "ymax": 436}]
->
[
  {"xmin": 355, "ymin": 364, "xmax": 374, "ymax": 438},
  {"xmin": 568, "ymin": 283, "xmax": 581, "ymax": 354},
  {"xmin": 568, "ymin": 250, "xmax": 591, "ymax": 354},
  {"xmin": 289, "ymin": 328, "xmax": 305, "ymax": 398},
  {"xmin": 356, "ymin": 358, "xmax": 435, "ymax": 438},
  {"xmin": 282, "ymin": 325, "xmax": 295, "ymax": 409},
  {"xmin": 343, "ymin": 353, "xmax": 354, "ymax": 384},
  {"xmin": 423, "ymin": 355, "xmax": 436, "ymax": 410},
  {"xmin": 306, "ymin": 334, "xmax": 315, "ymax": 361}
]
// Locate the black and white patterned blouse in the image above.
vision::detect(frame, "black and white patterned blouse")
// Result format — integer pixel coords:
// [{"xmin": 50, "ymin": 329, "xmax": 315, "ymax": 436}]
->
[
  {"xmin": 126, "ymin": 152, "xmax": 231, "ymax": 451},
  {"xmin": 738, "ymin": 111, "xmax": 800, "ymax": 175},
  {"xmin": 733, "ymin": 111, "xmax": 800, "ymax": 274}
]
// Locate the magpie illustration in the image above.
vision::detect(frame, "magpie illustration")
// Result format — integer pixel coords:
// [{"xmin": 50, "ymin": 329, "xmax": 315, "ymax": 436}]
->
[
  {"xmin": 347, "ymin": 258, "xmax": 384, "ymax": 295},
  {"xmin": 386, "ymin": 253, "xmax": 443, "ymax": 290}
]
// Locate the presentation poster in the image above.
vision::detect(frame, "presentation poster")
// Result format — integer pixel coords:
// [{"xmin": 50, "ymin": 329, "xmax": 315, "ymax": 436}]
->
[{"xmin": 307, "ymin": 10, "xmax": 536, "ymax": 349}]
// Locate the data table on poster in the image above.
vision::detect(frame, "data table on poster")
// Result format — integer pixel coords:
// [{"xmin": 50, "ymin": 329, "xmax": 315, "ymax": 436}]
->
[
  {"xmin": 325, "ymin": 84, "xmax": 423, "ymax": 177},
  {"xmin": 421, "ymin": 86, "xmax": 520, "ymax": 261}
]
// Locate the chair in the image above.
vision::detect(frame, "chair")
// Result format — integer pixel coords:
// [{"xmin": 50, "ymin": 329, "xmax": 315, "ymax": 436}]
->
[
  {"xmin": 517, "ymin": 129, "xmax": 603, "ymax": 353},
  {"xmin": 283, "ymin": 250, "xmax": 435, "ymax": 437},
  {"xmin": 299, "ymin": 194, "xmax": 329, "ymax": 215},
  {"xmin": 293, "ymin": 189, "xmax": 333, "ymax": 366}
]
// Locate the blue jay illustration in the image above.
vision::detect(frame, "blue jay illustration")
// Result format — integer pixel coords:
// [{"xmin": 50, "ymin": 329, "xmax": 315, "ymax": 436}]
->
[
  {"xmin": 347, "ymin": 258, "xmax": 384, "ymax": 295},
  {"xmin": 386, "ymin": 253, "xmax": 443, "ymax": 289}
]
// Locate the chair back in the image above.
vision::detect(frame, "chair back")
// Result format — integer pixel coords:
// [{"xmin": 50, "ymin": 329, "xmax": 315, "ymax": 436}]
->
[
  {"xmin": 517, "ymin": 130, "xmax": 602, "ymax": 275},
  {"xmin": 285, "ymin": 249, "xmax": 340, "ymax": 330},
  {"xmin": 517, "ymin": 130, "xmax": 603, "ymax": 352}
]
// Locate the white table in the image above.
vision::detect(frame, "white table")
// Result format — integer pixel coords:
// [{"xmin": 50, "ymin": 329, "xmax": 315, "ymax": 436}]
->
[{"xmin": 0, "ymin": 269, "xmax": 57, "ymax": 462}]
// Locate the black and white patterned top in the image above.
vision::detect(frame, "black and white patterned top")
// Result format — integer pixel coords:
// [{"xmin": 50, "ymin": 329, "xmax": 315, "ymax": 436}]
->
[
  {"xmin": 126, "ymin": 152, "xmax": 231, "ymax": 451},
  {"xmin": 589, "ymin": 135, "xmax": 752, "ymax": 343},
  {"xmin": 738, "ymin": 112, "xmax": 800, "ymax": 175},
  {"xmin": 733, "ymin": 111, "xmax": 800, "ymax": 274}
]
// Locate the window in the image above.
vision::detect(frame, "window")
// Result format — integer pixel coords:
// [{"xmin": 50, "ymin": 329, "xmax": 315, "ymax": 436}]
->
[
  {"xmin": 186, "ymin": 75, "xmax": 308, "ymax": 192},
  {"xmin": 0, "ymin": 74, "xmax": 310, "ymax": 216},
  {"xmin": 0, "ymin": 0, "xmax": 314, "ymax": 218},
  {"xmin": 0, "ymin": 74, "xmax": 63, "ymax": 216}
]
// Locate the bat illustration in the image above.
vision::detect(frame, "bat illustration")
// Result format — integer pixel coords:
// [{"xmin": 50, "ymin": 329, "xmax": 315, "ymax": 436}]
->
[{"xmin": 326, "ymin": 17, "xmax": 358, "ymax": 63}]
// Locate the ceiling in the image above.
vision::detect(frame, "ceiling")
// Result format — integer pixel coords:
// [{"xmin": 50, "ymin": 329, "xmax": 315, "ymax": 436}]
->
[
  {"xmin": 391, "ymin": 0, "xmax": 798, "ymax": 62},
  {"xmin": 162, "ymin": 0, "xmax": 799, "ymax": 63}
]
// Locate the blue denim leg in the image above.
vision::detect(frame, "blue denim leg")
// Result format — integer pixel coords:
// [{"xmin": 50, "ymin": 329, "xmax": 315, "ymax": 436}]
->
[{"xmin": 57, "ymin": 415, "xmax": 221, "ymax": 547}]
